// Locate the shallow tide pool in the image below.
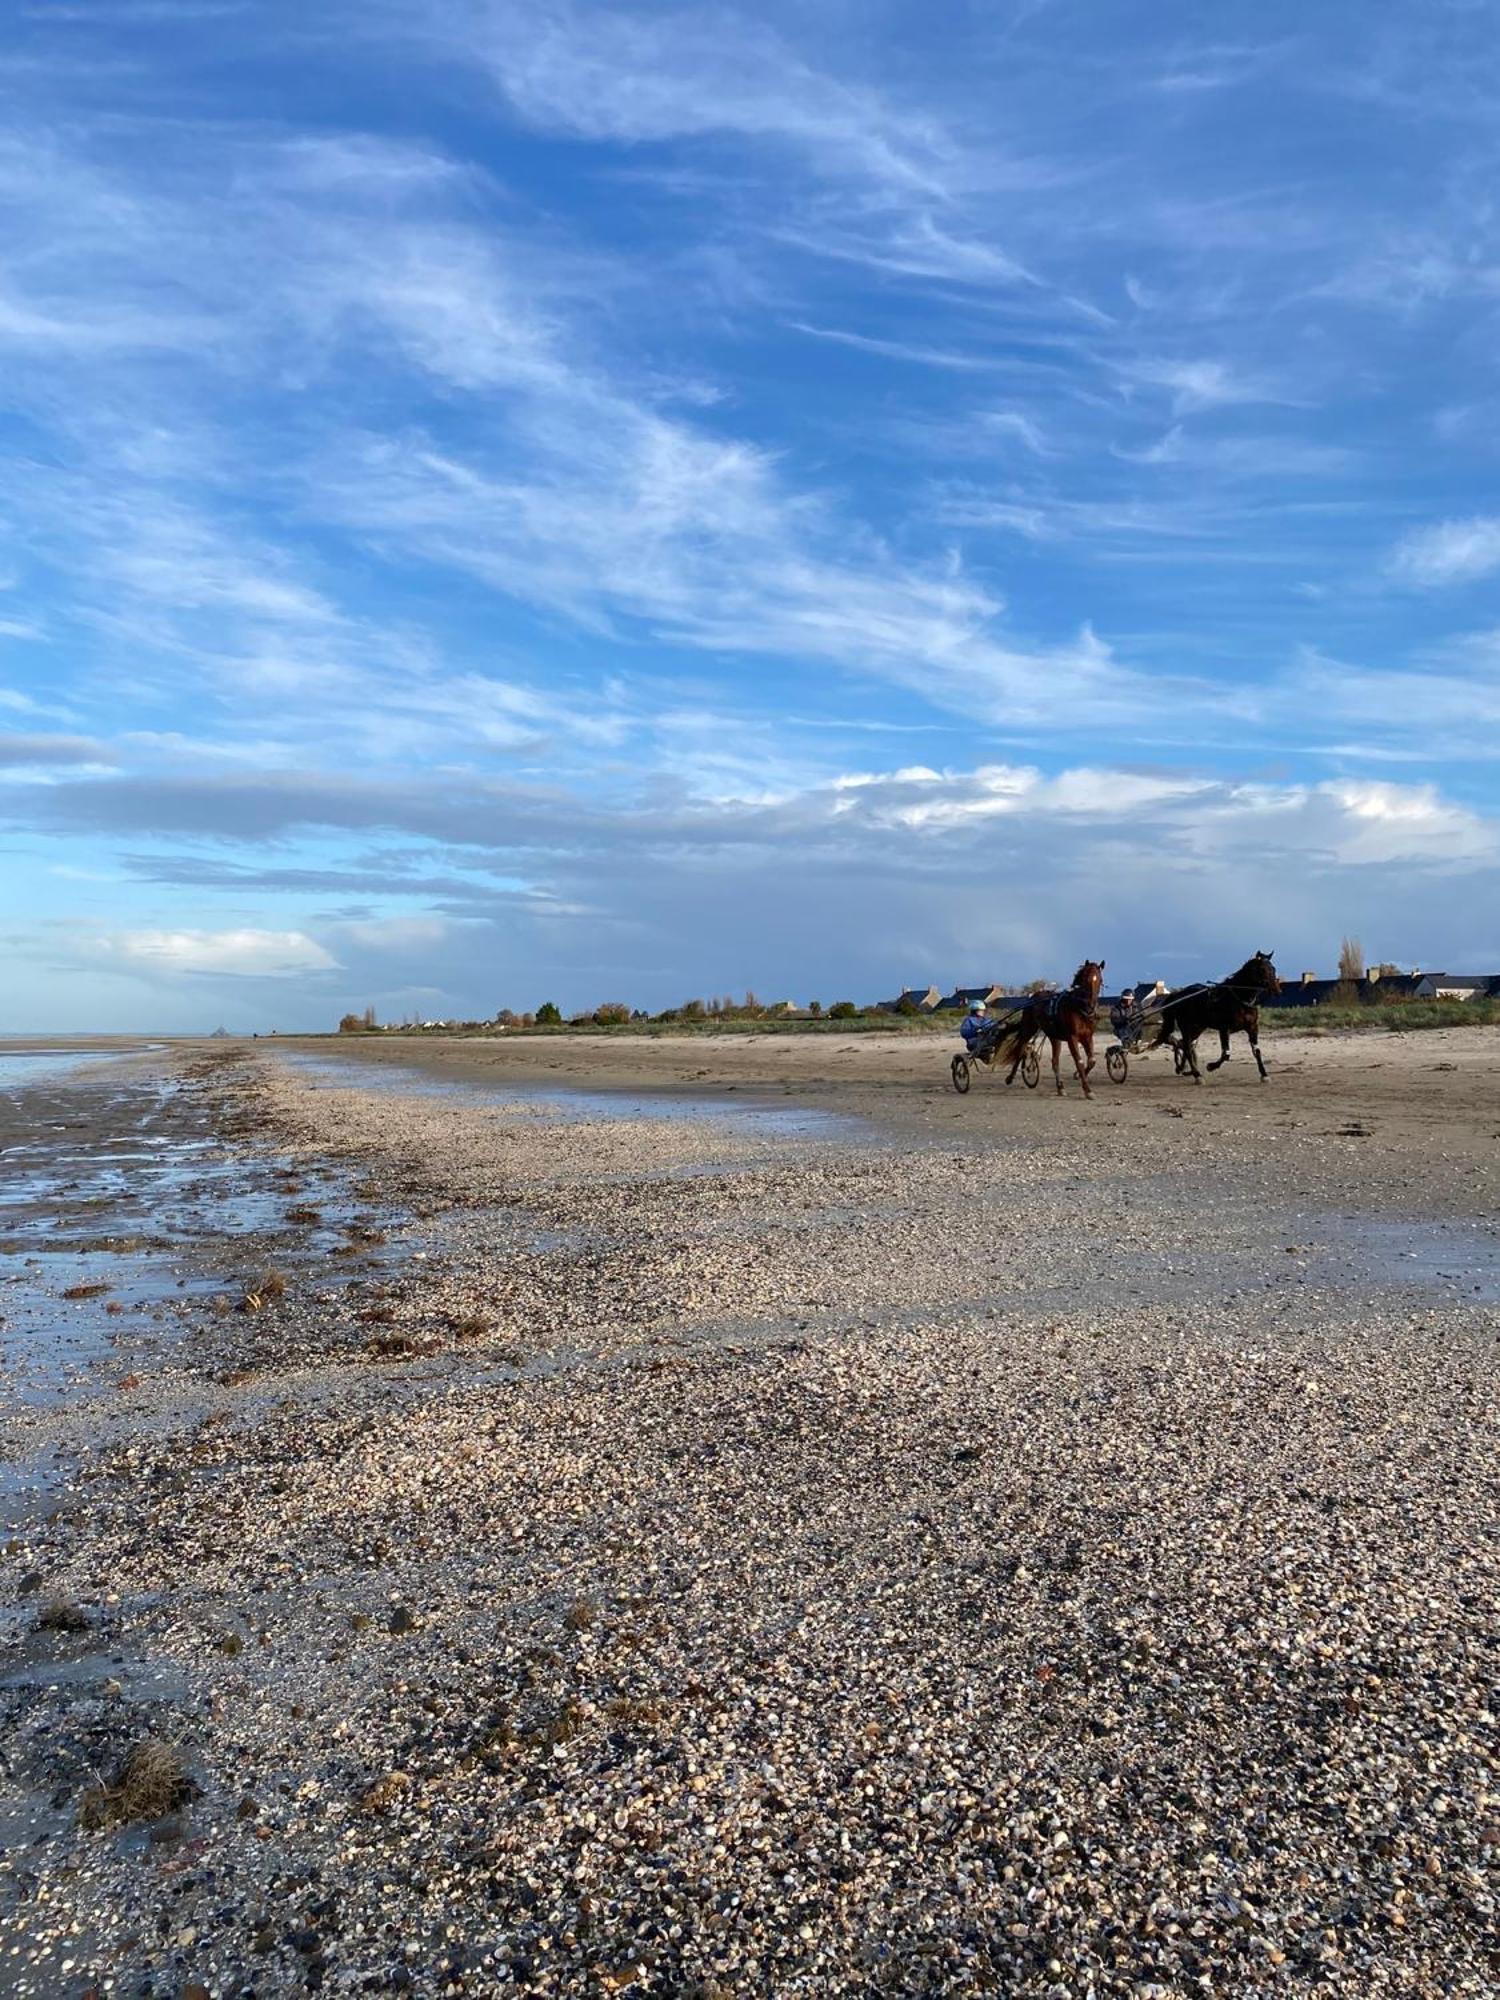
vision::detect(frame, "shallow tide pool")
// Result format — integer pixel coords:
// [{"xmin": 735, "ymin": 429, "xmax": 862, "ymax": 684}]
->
[{"xmin": 277, "ymin": 1048, "xmax": 869, "ymax": 1143}]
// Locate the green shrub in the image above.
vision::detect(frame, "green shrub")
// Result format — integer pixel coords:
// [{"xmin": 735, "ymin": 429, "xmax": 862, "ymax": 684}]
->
[{"xmin": 535, "ymin": 1001, "xmax": 562, "ymax": 1025}]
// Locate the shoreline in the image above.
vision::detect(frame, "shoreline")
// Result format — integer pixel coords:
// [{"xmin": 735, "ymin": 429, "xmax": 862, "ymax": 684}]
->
[{"xmin": 2, "ymin": 1041, "xmax": 1496, "ymax": 1996}]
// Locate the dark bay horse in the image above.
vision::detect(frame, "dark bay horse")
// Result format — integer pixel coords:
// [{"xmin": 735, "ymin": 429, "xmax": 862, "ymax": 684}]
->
[
  {"xmin": 1148, "ymin": 951, "xmax": 1281, "ymax": 1082},
  {"xmin": 993, "ymin": 959, "xmax": 1105, "ymax": 1097}
]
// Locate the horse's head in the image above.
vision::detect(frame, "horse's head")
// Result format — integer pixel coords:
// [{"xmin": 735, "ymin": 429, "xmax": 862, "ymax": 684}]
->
[
  {"xmin": 1229, "ymin": 949, "xmax": 1279, "ymax": 998},
  {"xmin": 1072, "ymin": 958, "xmax": 1105, "ymax": 1003}
]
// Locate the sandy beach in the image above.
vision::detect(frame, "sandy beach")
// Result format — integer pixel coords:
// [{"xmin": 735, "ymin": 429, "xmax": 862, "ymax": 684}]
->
[{"xmin": 2, "ymin": 1030, "xmax": 1496, "ymax": 1997}]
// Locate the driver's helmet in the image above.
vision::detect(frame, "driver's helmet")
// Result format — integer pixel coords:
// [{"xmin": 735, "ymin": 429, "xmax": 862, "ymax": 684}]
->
[{"xmin": 970, "ymin": 1001, "xmax": 986, "ymax": 1015}]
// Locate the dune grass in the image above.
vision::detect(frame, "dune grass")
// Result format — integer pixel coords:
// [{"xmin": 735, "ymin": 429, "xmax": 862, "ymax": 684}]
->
[{"xmin": 1265, "ymin": 1000, "xmax": 1499, "ymax": 1035}]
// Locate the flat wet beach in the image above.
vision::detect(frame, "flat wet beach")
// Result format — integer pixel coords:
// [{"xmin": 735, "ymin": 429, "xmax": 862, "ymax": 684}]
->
[{"xmin": 1, "ymin": 1032, "xmax": 1496, "ymax": 1997}]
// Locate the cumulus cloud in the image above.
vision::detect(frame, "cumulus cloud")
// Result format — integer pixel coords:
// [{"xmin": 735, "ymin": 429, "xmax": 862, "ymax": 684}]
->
[
  {"xmin": 25, "ymin": 751, "xmax": 1498, "ymax": 882},
  {"xmin": 106, "ymin": 929, "xmax": 340, "ymax": 977},
  {"xmin": 17, "ymin": 741, "xmax": 1495, "ymax": 1019}
]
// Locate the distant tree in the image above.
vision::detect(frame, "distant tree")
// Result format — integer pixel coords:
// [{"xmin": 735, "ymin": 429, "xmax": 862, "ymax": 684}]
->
[
  {"xmin": 808, "ymin": 1000, "xmax": 823, "ymax": 1017},
  {"xmin": 536, "ymin": 1001, "xmax": 562, "ymax": 1025},
  {"xmin": 363, "ymin": 1003, "xmax": 377, "ymax": 1029},
  {"xmin": 338, "ymin": 1011, "xmax": 370, "ymax": 1034},
  {"xmin": 682, "ymin": 998, "xmax": 707, "ymax": 1020},
  {"xmin": 593, "ymin": 1001, "xmax": 631, "ymax": 1024},
  {"xmin": 1338, "ymin": 936, "xmax": 1365, "ymax": 982},
  {"xmin": 827, "ymin": 1000, "xmax": 858, "ymax": 1020},
  {"xmin": 493, "ymin": 1008, "xmax": 519, "ymax": 1027},
  {"xmin": 1022, "ymin": 977, "xmax": 1054, "ymax": 995},
  {"xmin": 1371, "ymin": 961, "xmax": 1402, "ymax": 979},
  {"xmin": 740, "ymin": 989, "xmax": 764, "ymax": 1017}
]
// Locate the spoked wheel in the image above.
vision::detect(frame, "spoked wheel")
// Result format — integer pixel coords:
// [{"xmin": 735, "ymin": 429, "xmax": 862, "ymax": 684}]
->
[
  {"xmin": 1020, "ymin": 1048, "xmax": 1041, "ymax": 1090},
  {"xmin": 951, "ymin": 1053, "xmax": 972, "ymax": 1095},
  {"xmin": 1106, "ymin": 1047, "xmax": 1128, "ymax": 1084}
]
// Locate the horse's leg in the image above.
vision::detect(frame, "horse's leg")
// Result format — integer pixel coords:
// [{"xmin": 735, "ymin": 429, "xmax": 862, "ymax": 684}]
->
[
  {"xmin": 1051, "ymin": 1034, "xmax": 1063, "ymax": 1094},
  {"xmin": 1081, "ymin": 1025, "xmax": 1096, "ymax": 1077},
  {"xmin": 1250, "ymin": 1021, "xmax": 1268, "ymax": 1080},
  {"xmin": 1206, "ymin": 1027, "xmax": 1231, "ymax": 1073},
  {"xmin": 1068, "ymin": 1031, "xmax": 1092, "ymax": 1098},
  {"xmin": 1181, "ymin": 1032, "xmax": 1202, "ymax": 1082}
]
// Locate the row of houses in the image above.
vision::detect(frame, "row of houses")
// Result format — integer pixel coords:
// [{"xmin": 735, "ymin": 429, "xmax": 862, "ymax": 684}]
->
[
  {"xmin": 1263, "ymin": 971, "xmax": 1500, "ymax": 1009},
  {"xmin": 882, "ymin": 982, "xmax": 1167, "ymax": 1014},
  {"xmin": 885, "ymin": 971, "xmax": 1500, "ymax": 1015},
  {"xmin": 883, "ymin": 985, "xmax": 1005, "ymax": 1014}
]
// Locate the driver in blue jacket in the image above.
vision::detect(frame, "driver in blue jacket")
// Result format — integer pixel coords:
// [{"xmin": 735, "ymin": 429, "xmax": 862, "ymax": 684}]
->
[{"xmin": 960, "ymin": 1000, "xmax": 992, "ymax": 1053}]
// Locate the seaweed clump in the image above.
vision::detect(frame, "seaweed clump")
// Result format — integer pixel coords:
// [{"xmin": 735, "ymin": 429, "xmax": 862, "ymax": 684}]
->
[{"xmin": 80, "ymin": 1740, "xmax": 189, "ymax": 1831}]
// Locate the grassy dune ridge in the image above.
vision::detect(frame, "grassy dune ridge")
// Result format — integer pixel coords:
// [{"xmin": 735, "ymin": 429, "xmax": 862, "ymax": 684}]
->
[{"xmin": 332, "ymin": 999, "xmax": 1500, "ymax": 1041}]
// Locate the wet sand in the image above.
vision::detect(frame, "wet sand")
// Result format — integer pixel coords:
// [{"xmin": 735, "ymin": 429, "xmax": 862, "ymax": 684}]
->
[
  {"xmin": 280, "ymin": 1019, "xmax": 1500, "ymax": 1193},
  {"xmin": 1, "ymin": 1033, "xmax": 1497, "ymax": 1997}
]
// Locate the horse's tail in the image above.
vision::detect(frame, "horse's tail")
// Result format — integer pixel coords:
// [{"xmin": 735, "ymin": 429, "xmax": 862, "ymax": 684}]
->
[{"xmin": 988, "ymin": 1007, "xmax": 1036, "ymax": 1068}]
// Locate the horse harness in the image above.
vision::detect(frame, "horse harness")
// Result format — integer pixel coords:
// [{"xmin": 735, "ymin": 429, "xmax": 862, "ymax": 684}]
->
[{"xmin": 1038, "ymin": 982, "xmax": 1096, "ymax": 1031}]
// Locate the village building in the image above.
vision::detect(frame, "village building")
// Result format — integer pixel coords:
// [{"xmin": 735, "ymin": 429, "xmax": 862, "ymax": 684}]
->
[{"xmin": 879, "ymin": 985, "xmax": 942, "ymax": 1013}]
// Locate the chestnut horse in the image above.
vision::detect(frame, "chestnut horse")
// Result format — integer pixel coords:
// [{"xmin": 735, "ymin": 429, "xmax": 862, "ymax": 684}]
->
[
  {"xmin": 1148, "ymin": 950, "xmax": 1281, "ymax": 1082},
  {"xmin": 992, "ymin": 959, "xmax": 1106, "ymax": 1098}
]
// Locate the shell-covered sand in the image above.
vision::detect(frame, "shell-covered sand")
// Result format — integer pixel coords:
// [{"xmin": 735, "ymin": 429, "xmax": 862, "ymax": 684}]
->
[{"xmin": 1, "ymin": 1030, "xmax": 1496, "ymax": 1997}]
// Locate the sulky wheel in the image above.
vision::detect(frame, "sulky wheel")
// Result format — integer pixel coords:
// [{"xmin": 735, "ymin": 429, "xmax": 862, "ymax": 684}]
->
[
  {"xmin": 951, "ymin": 1053, "xmax": 972, "ymax": 1095},
  {"xmin": 1021, "ymin": 1047, "xmax": 1041, "ymax": 1090},
  {"xmin": 1106, "ymin": 1047, "xmax": 1127, "ymax": 1084}
]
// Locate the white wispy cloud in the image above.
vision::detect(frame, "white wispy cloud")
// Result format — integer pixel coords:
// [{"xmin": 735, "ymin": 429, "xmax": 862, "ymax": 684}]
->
[
  {"xmin": 309, "ymin": 413, "xmax": 1139, "ymax": 724},
  {"xmin": 1390, "ymin": 516, "xmax": 1500, "ymax": 587},
  {"xmin": 1128, "ymin": 358, "xmax": 1292, "ymax": 414},
  {"xmin": 471, "ymin": 0, "xmax": 960, "ymax": 195},
  {"xmin": 0, "ymin": 107, "xmax": 1141, "ymax": 745},
  {"xmin": 773, "ymin": 213, "xmax": 1038, "ymax": 288},
  {"xmin": 457, "ymin": 0, "xmax": 1063, "ymax": 307},
  {"xmin": 787, "ymin": 321, "xmax": 997, "ymax": 370},
  {"xmin": 1153, "ymin": 40, "xmax": 1295, "ymax": 93}
]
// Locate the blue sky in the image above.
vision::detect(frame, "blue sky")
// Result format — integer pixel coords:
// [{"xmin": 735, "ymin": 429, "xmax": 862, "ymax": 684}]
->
[{"xmin": 4, "ymin": 0, "xmax": 1500, "ymax": 1029}]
